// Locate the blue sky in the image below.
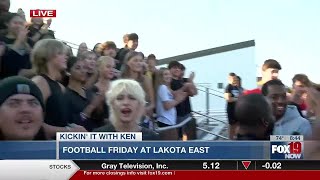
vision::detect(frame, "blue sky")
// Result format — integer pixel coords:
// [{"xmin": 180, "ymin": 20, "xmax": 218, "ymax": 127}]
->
[{"xmin": 10, "ymin": 0, "xmax": 320, "ymax": 85}]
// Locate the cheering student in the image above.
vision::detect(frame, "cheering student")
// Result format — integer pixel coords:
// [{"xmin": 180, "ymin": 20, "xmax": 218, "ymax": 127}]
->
[
  {"xmin": 121, "ymin": 51, "xmax": 155, "ymax": 127},
  {"xmin": 89, "ymin": 56, "xmax": 116, "ymax": 123},
  {"xmin": 64, "ymin": 56, "xmax": 105, "ymax": 131},
  {"xmin": 262, "ymin": 79, "xmax": 312, "ymax": 137},
  {"xmin": 32, "ymin": 39, "xmax": 87, "ymax": 139},
  {"xmin": 0, "ymin": 76, "xmax": 46, "ymax": 140},
  {"xmin": 154, "ymin": 68, "xmax": 187, "ymax": 140},
  {"xmin": 94, "ymin": 79, "xmax": 159, "ymax": 140},
  {"xmin": 0, "ymin": 13, "xmax": 34, "ymax": 79}
]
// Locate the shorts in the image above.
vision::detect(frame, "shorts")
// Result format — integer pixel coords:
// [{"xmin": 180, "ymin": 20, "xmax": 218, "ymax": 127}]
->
[{"xmin": 227, "ymin": 107, "xmax": 237, "ymax": 125}]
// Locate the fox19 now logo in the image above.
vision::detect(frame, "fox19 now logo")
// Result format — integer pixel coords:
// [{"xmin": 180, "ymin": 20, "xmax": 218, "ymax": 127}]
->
[{"xmin": 270, "ymin": 135, "xmax": 303, "ymax": 159}]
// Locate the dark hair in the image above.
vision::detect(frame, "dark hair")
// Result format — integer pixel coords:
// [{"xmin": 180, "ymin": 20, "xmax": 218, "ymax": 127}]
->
[
  {"xmin": 168, "ymin": 61, "xmax": 181, "ymax": 69},
  {"xmin": 292, "ymin": 74, "xmax": 310, "ymax": 86},
  {"xmin": 229, "ymin": 72, "xmax": 236, "ymax": 76},
  {"xmin": 180, "ymin": 64, "xmax": 186, "ymax": 71},
  {"xmin": 262, "ymin": 59, "xmax": 282, "ymax": 71},
  {"xmin": 40, "ymin": 30, "xmax": 55, "ymax": 40},
  {"xmin": 235, "ymin": 94, "xmax": 272, "ymax": 127},
  {"xmin": 4, "ymin": 12, "xmax": 22, "ymax": 24},
  {"xmin": 261, "ymin": 79, "xmax": 285, "ymax": 96},
  {"xmin": 66, "ymin": 56, "xmax": 78, "ymax": 72},
  {"xmin": 93, "ymin": 43, "xmax": 101, "ymax": 52},
  {"xmin": 148, "ymin": 54, "xmax": 156, "ymax": 59},
  {"xmin": 128, "ymin": 33, "xmax": 139, "ymax": 41}
]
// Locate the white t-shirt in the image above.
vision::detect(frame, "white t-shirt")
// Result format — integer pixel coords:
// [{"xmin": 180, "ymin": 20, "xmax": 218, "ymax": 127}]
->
[{"xmin": 156, "ymin": 85, "xmax": 177, "ymax": 125}]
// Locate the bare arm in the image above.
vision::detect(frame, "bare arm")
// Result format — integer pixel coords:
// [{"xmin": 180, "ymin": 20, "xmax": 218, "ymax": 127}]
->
[{"xmin": 144, "ymin": 76, "xmax": 155, "ymax": 112}]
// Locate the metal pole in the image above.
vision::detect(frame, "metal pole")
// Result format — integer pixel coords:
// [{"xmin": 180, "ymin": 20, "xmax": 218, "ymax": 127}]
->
[{"xmin": 206, "ymin": 87, "xmax": 210, "ymax": 124}]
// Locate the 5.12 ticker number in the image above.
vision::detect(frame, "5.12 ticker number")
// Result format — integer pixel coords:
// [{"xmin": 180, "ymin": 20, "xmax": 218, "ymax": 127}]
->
[{"xmin": 203, "ymin": 162, "xmax": 220, "ymax": 170}]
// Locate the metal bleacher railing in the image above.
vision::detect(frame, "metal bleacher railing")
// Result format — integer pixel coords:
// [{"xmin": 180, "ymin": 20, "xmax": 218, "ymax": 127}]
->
[{"xmin": 55, "ymin": 38, "xmax": 229, "ymax": 140}]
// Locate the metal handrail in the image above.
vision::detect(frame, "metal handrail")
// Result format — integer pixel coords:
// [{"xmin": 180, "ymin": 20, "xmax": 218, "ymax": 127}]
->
[
  {"xmin": 155, "ymin": 117, "xmax": 192, "ymax": 132},
  {"xmin": 197, "ymin": 84, "xmax": 224, "ymax": 94},
  {"xmin": 197, "ymin": 88, "xmax": 224, "ymax": 98},
  {"xmin": 196, "ymin": 127, "xmax": 229, "ymax": 140},
  {"xmin": 192, "ymin": 111, "xmax": 227, "ymax": 124}
]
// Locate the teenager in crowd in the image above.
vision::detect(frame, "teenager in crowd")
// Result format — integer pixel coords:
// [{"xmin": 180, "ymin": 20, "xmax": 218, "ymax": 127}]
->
[
  {"xmin": 236, "ymin": 76, "xmax": 245, "ymax": 95},
  {"xmin": 99, "ymin": 41, "xmax": 117, "ymax": 58},
  {"xmin": 77, "ymin": 42, "xmax": 88, "ymax": 57},
  {"xmin": 89, "ymin": 56, "xmax": 116, "ymax": 122},
  {"xmin": 235, "ymin": 94, "xmax": 275, "ymax": 140},
  {"xmin": 121, "ymin": 51, "xmax": 155, "ymax": 125},
  {"xmin": 168, "ymin": 61, "xmax": 197, "ymax": 140},
  {"xmin": 244, "ymin": 59, "xmax": 282, "ymax": 95},
  {"xmin": 145, "ymin": 54, "xmax": 158, "ymax": 87},
  {"xmin": 78, "ymin": 51, "xmax": 98, "ymax": 88},
  {"xmin": 92, "ymin": 43, "xmax": 101, "ymax": 56},
  {"xmin": 288, "ymin": 74, "xmax": 310, "ymax": 117},
  {"xmin": 262, "ymin": 79, "xmax": 312, "ymax": 137},
  {"xmin": 94, "ymin": 79, "xmax": 159, "ymax": 140},
  {"xmin": 115, "ymin": 33, "xmax": 139, "ymax": 70},
  {"xmin": 0, "ymin": 76, "xmax": 47, "ymax": 140},
  {"xmin": 154, "ymin": 68, "xmax": 187, "ymax": 140},
  {"xmin": 31, "ymin": 39, "xmax": 87, "ymax": 139},
  {"xmin": 28, "ymin": 18, "xmax": 53, "ymax": 43},
  {"xmin": 224, "ymin": 72, "xmax": 241, "ymax": 139},
  {"xmin": 0, "ymin": 13, "xmax": 34, "ymax": 79},
  {"xmin": 65, "ymin": 56, "xmax": 106, "ymax": 131}
]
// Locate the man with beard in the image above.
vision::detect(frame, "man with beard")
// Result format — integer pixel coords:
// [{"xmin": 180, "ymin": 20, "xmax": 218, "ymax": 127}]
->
[
  {"xmin": 262, "ymin": 79, "xmax": 312, "ymax": 137},
  {"xmin": 234, "ymin": 94, "xmax": 275, "ymax": 140}
]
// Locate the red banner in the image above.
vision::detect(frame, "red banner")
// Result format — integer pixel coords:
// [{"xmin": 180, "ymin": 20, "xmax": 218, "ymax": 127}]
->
[{"xmin": 71, "ymin": 170, "xmax": 320, "ymax": 180}]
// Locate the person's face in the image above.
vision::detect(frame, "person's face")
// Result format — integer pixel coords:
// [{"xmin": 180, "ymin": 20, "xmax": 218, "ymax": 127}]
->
[
  {"xmin": 234, "ymin": 78, "xmax": 240, "ymax": 87},
  {"xmin": 0, "ymin": 0, "xmax": 10, "ymax": 13},
  {"xmin": 230, "ymin": 76, "xmax": 237, "ymax": 86},
  {"xmin": 103, "ymin": 48, "xmax": 117, "ymax": 58},
  {"xmin": 70, "ymin": 60, "xmax": 87, "ymax": 83},
  {"xmin": 7, "ymin": 16, "xmax": 24, "ymax": 35},
  {"xmin": 127, "ymin": 55, "xmax": 143, "ymax": 73},
  {"xmin": 93, "ymin": 43, "xmax": 101, "ymax": 53},
  {"xmin": 85, "ymin": 54, "xmax": 97, "ymax": 72},
  {"xmin": 52, "ymin": 51, "xmax": 67, "ymax": 71},
  {"xmin": 127, "ymin": 40, "xmax": 138, "ymax": 50},
  {"xmin": 147, "ymin": 59, "xmax": 156, "ymax": 69},
  {"xmin": 163, "ymin": 70, "xmax": 172, "ymax": 84},
  {"xmin": 112, "ymin": 92, "xmax": 143, "ymax": 124},
  {"xmin": 0, "ymin": 94, "xmax": 43, "ymax": 140},
  {"xmin": 79, "ymin": 43, "xmax": 88, "ymax": 53},
  {"xmin": 101, "ymin": 60, "xmax": 115, "ymax": 80},
  {"xmin": 32, "ymin": 17, "xmax": 43, "ymax": 26},
  {"xmin": 266, "ymin": 85, "xmax": 287, "ymax": 120},
  {"xmin": 170, "ymin": 66, "xmax": 182, "ymax": 78},
  {"xmin": 293, "ymin": 80, "xmax": 307, "ymax": 100},
  {"xmin": 262, "ymin": 68, "xmax": 280, "ymax": 82}
]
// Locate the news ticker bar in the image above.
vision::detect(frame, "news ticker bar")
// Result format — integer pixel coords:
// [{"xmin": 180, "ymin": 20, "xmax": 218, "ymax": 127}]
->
[{"xmin": 73, "ymin": 160, "xmax": 320, "ymax": 170}]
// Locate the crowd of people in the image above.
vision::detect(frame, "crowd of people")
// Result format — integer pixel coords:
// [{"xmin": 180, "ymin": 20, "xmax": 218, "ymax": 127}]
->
[
  {"xmin": 224, "ymin": 59, "xmax": 320, "ymax": 143},
  {"xmin": 0, "ymin": 1, "xmax": 197, "ymax": 141},
  {"xmin": 0, "ymin": 0, "xmax": 319, "ymax": 155}
]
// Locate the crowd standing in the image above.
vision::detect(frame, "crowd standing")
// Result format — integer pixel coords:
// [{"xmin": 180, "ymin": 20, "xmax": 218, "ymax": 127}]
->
[{"xmin": 0, "ymin": 1, "xmax": 319, "ymax": 150}]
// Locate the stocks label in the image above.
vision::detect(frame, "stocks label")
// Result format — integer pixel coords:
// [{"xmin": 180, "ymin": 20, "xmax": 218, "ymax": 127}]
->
[{"xmin": 270, "ymin": 141, "xmax": 303, "ymax": 159}]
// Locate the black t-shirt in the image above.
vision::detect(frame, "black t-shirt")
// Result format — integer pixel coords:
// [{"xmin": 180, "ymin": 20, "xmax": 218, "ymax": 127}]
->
[
  {"xmin": 225, "ymin": 84, "xmax": 240, "ymax": 110},
  {"xmin": 65, "ymin": 88, "xmax": 105, "ymax": 131},
  {"xmin": 0, "ymin": 36, "xmax": 34, "ymax": 79},
  {"xmin": 170, "ymin": 78, "xmax": 192, "ymax": 117},
  {"xmin": 89, "ymin": 85, "xmax": 110, "ymax": 120},
  {"xmin": 115, "ymin": 48, "xmax": 130, "ymax": 70},
  {"xmin": 93, "ymin": 124, "xmax": 160, "ymax": 140}
]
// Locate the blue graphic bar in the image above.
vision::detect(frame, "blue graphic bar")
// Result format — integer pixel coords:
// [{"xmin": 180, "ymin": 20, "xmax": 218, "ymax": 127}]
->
[
  {"xmin": 0, "ymin": 141, "xmax": 56, "ymax": 159},
  {"xmin": 58, "ymin": 141, "xmax": 267, "ymax": 160}
]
